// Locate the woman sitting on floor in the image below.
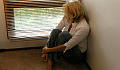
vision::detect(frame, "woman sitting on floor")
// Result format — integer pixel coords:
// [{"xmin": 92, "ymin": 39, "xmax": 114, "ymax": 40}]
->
[{"xmin": 42, "ymin": 1, "xmax": 90, "ymax": 70}]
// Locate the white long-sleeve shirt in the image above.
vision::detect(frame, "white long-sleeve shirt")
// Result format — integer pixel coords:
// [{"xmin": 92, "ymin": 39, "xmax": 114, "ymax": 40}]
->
[{"xmin": 56, "ymin": 18, "xmax": 90, "ymax": 53}]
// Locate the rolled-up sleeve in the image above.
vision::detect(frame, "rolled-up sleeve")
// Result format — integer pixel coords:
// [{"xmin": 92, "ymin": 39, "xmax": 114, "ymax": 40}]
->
[{"xmin": 64, "ymin": 27, "xmax": 89, "ymax": 52}]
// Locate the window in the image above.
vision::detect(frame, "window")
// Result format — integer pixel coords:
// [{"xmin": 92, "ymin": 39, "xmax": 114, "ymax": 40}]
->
[{"xmin": 4, "ymin": 0, "xmax": 65, "ymax": 40}]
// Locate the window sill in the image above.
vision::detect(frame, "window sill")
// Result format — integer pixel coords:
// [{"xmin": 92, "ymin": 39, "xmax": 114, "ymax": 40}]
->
[{"xmin": 8, "ymin": 30, "xmax": 50, "ymax": 41}]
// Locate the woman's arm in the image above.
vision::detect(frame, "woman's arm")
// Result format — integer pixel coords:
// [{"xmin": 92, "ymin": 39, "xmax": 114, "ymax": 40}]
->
[
  {"xmin": 56, "ymin": 18, "xmax": 66, "ymax": 30},
  {"xmin": 42, "ymin": 18, "xmax": 66, "ymax": 53},
  {"xmin": 42, "ymin": 45, "xmax": 66, "ymax": 53}
]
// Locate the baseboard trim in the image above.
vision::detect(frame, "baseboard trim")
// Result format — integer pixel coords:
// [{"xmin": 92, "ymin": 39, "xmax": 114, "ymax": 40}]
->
[{"xmin": 0, "ymin": 47, "xmax": 43, "ymax": 52}]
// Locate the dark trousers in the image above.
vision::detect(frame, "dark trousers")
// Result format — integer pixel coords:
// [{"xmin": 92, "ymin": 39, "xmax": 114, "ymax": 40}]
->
[{"xmin": 47, "ymin": 29, "xmax": 84, "ymax": 63}]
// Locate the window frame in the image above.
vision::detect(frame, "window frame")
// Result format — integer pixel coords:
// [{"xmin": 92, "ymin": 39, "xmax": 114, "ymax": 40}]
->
[{"xmin": 4, "ymin": 0, "xmax": 65, "ymax": 41}]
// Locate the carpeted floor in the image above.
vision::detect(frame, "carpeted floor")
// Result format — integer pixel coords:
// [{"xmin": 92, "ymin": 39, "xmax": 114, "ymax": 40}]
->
[{"xmin": 0, "ymin": 49, "xmax": 89, "ymax": 70}]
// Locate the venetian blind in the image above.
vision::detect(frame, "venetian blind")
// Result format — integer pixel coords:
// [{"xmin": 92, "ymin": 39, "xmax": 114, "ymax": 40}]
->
[{"xmin": 4, "ymin": 0, "xmax": 65, "ymax": 40}]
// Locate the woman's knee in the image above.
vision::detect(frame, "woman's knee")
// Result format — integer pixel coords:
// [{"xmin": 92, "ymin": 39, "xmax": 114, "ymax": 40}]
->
[
  {"xmin": 49, "ymin": 29, "xmax": 62, "ymax": 38},
  {"xmin": 59, "ymin": 31, "xmax": 72, "ymax": 38},
  {"xmin": 51, "ymin": 29, "xmax": 62, "ymax": 34}
]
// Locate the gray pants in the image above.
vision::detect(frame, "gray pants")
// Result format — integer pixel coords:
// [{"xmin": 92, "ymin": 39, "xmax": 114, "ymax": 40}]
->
[{"xmin": 47, "ymin": 29, "xmax": 85, "ymax": 63}]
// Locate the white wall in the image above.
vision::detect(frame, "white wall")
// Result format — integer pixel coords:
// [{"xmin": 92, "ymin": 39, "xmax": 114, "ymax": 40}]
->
[
  {"xmin": 83, "ymin": 0, "xmax": 120, "ymax": 70},
  {"xmin": 0, "ymin": 0, "xmax": 47, "ymax": 49}
]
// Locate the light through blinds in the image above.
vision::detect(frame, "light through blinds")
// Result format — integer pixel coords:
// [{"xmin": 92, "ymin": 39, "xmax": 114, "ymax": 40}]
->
[{"xmin": 4, "ymin": 0, "xmax": 65, "ymax": 40}]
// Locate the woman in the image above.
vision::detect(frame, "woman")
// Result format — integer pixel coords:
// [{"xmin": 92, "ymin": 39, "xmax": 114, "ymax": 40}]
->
[{"xmin": 42, "ymin": 1, "xmax": 90, "ymax": 70}]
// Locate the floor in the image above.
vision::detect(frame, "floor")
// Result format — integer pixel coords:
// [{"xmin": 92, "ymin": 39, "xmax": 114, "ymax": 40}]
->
[{"xmin": 0, "ymin": 48, "xmax": 90, "ymax": 70}]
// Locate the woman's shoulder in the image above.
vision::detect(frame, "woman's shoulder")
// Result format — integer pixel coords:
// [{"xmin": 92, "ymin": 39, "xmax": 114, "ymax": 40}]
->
[{"xmin": 76, "ymin": 19, "xmax": 89, "ymax": 30}]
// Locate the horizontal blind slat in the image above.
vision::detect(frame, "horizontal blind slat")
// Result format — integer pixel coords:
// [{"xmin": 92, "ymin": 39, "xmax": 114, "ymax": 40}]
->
[
  {"xmin": 5, "ymin": 5, "xmax": 62, "ymax": 8},
  {"xmin": 5, "ymin": 3, "xmax": 64, "ymax": 7},
  {"xmin": 5, "ymin": 1, "xmax": 66, "ymax": 4},
  {"xmin": 5, "ymin": 11, "xmax": 63, "ymax": 15},
  {"xmin": 5, "ymin": 1, "xmax": 65, "ymax": 4}
]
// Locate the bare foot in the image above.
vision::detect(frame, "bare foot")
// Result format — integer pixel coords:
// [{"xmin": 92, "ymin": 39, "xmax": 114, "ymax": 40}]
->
[{"xmin": 44, "ymin": 60, "xmax": 53, "ymax": 70}]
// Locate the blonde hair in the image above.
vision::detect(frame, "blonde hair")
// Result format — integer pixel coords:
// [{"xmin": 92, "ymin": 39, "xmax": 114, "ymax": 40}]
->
[{"xmin": 63, "ymin": 1, "xmax": 86, "ymax": 23}]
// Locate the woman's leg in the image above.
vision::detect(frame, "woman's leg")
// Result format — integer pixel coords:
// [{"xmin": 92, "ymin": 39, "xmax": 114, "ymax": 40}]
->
[
  {"xmin": 45, "ymin": 29, "xmax": 62, "ymax": 70},
  {"xmin": 47, "ymin": 29, "xmax": 62, "ymax": 48},
  {"xmin": 54, "ymin": 31, "xmax": 73, "ymax": 60},
  {"xmin": 47, "ymin": 29, "xmax": 62, "ymax": 60},
  {"xmin": 56, "ymin": 31, "xmax": 84, "ymax": 63},
  {"xmin": 45, "ymin": 30, "xmax": 84, "ymax": 69},
  {"xmin": 45, "ymin": 60, "xmax": 52, "ymax": 70},
  {"xmin": 63, "ymin": 46, "xmax": 84, "ymax": 63}
]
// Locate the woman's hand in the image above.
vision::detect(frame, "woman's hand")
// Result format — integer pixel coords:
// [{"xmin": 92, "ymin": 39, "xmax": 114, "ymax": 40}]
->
[
  {"xmin": 42, "ymin": 47, "xmax": 48, "ymax": 54},
  {"xmin": 41, "ymin": 54, "xmax": 48, "ymax": 62}
]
